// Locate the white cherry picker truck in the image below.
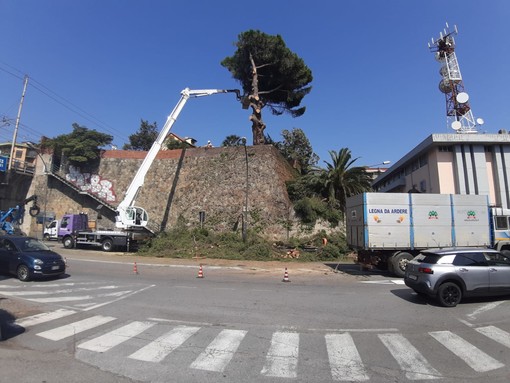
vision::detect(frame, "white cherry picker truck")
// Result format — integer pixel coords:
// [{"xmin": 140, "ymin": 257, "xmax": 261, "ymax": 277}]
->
[{"xmin": 53, "ymin": 88, "xmax": 240, "ymax": 251}]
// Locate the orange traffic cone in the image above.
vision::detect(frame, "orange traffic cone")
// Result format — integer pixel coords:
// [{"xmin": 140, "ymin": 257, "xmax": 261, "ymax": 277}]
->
[
  {"xmin": 282, "ymin": 267, "xmax": 290, "ymax": 282},
  {"xmin": 197, "ymin": 264, "xmax": 204, "ymax": 278},
  {"xmin": 133, "ymin": 262, "xmax": 139, "ymax": 275}
]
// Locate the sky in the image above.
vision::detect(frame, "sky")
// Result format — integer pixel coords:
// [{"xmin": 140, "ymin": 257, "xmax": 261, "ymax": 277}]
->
[{"xmin": 1, "ymin": 0, "xmax": 509, "ymax": 169}]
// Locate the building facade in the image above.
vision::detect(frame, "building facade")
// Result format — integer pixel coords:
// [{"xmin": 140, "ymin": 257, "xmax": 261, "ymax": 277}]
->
[{"xmin": 372, "ymin": 132, "xmax": 510, "ymax": 209}]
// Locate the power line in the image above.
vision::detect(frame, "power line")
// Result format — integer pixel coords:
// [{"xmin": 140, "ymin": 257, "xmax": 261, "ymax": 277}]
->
[{"xmin": 0, "ymin": 61, "xmax": 132, "ymax": 144}]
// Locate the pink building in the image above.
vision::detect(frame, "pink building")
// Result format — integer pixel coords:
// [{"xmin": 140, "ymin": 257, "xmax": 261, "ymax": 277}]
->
[{"xmin": 372, "ymin": 132, "xmax": 510, "ymax": 209}]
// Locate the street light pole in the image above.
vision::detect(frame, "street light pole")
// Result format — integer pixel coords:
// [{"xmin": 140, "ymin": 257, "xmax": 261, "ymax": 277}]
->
[
  {"xmin": 8, "ymin": 76, "xmax": 29, "ymax": 172},
  {"xmin": 241, "ymin": 138, "xmax": 249, "ymax": 243}
]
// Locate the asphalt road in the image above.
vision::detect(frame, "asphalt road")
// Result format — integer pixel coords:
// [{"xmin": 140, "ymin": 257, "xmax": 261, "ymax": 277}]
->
[{"xmin": 1, "ymin": 246, "xmax": 510, "ymax": 382}]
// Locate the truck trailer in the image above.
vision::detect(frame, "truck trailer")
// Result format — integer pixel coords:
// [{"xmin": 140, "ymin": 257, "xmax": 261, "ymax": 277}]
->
[{"xmin": 346, "ymin": 192, "xmax": 510, "ymax": 277}]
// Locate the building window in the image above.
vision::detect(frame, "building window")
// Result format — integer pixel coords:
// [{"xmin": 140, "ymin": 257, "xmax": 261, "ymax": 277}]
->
[
  {"xmin": 438, "ymin": 146, "xmax": 452, "ymax": 152},
  {"xmin": 484, "ymin": 146, "xmax": 492, "ymax": 153},
  {"xmin": 15, "ymin": 150, "xmax": 23, "ymax": 158},
  {"xmin": 420, "ymin": 180, "xmax": 427, "ymax": 192},
  {"xmin": 419, "ymin": 154, "xmax": 428, "ymax": 167}
]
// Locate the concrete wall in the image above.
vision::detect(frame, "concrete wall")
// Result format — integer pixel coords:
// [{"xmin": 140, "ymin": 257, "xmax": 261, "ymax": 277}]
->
[{"xmin": 22, "ymin": 145, "xmax": 299, "ymax": 241}]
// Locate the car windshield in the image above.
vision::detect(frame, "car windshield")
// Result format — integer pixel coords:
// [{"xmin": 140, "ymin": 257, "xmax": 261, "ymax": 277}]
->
[{"xmin": 19, "ymin": 238, "xmax": 51, "ymax": 252}]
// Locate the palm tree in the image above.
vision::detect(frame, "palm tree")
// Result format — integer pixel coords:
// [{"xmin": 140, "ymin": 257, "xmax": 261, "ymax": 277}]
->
[{"xmin": 314, "ymin": 148, "xmax": 373, "ymax": 213}]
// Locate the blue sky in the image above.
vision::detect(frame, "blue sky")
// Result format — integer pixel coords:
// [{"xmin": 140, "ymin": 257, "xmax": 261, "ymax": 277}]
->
[{"xmin": 1, "ymin": 0, "xmax": 509, "ymax": 168}]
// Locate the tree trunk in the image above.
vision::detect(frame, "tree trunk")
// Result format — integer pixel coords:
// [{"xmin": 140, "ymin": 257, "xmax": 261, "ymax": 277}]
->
[{"xmin": 249, "ymin": 53, "xmax": 266, "ymax": 145}]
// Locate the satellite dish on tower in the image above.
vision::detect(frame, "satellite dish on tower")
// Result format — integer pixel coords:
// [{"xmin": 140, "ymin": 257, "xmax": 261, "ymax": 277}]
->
[
  {"xmin": 451, "ymin": 121, "xmax": 462, "ymax": 131},
  {"xmin": 456, "ymin": 92, "xmax": 469, "ymax": 104},
  {"xmin": 476, "ymin": 118, "xmax": 485, "ymax": 125}
]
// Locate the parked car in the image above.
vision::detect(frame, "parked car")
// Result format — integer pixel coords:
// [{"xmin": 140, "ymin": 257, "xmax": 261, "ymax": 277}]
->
[
  {"xmin": 0, "ymin": 235, "xmax": 66, "ymax": 281},
  {"xmin": 404, "ymin": 247, "xmax": 510, "ymax": 307}
]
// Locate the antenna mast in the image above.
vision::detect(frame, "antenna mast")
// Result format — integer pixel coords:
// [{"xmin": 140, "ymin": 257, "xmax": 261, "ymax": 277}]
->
[{"xmin": 428, "ymin": 23, "xmax": 483, "ymax": 133}]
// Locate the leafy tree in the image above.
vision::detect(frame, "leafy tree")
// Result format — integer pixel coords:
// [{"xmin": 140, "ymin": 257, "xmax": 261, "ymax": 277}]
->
[
  {"xmin": 315, "ymin": 148, "xmax": 373, "ymax": 212},
  {"xmin": 275, "ymin": 128, "xmax": 318, "ymax": 175},
  {"xmin": 221, "ymin": 135, "xmax": 245, "ymax": 147},
  {"xmin": 42, "ymin": 123, "xmax": 113, "ymax": 168},
  {"xmin": 123, "ymin": 120, "xmax": 158, "ymax": 150},
  {"xmin": 222, "ymin": 30, "xmax": 313, "ymax": 145}
]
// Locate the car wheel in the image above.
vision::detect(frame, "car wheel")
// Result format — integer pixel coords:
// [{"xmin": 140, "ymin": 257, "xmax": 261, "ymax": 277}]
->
[
  {"xmin": 63, "ymin": 236, "xmax": 74, "ymax": 249},
  {"xmin": 17, "ymin": 264, "xmax": 30, "ymax": 282},
  {"xmin": 437, "ymin": 282, "xmax": 462, "ymax": 307},
  {"xmin": 43, "ymin": 233, "xmax": 51, "ymax": 241},
  {"xmin": 390, "ymin": 252, "xmax": 413, "ymax": 278},
  {"xmin": 102, "ymin": 239, "xmax": 113, "ymax": 252}
]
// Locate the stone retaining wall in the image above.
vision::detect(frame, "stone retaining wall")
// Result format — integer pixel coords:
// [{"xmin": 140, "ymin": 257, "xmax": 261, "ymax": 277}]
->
[{"xmin": 23, "ymin": 145, "xmax": 299, "ymax": 241}]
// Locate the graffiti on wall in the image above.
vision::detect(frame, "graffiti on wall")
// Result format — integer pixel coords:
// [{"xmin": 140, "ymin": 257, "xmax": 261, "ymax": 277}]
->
[{"xmin": 65, "ymin": 166, "xmax": 116, "ymax": 202}]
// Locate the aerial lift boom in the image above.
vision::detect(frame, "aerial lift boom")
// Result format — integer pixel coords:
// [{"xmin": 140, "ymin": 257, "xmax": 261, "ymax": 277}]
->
[{"xmin": 115, "ymin": 88, "xmax": 240, "ymax": 230}]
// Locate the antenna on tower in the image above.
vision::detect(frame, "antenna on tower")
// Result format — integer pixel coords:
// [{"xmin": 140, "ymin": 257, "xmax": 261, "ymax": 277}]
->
[{"xmin": 428, "ymin": 23, "xmax": 482, "ymax": 133}]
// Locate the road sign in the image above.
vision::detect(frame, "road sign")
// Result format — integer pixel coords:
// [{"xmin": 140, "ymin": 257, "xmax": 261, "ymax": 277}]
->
[{"xmin": 0, "ymin": 156, "xmax": 8, "ymax": 172}]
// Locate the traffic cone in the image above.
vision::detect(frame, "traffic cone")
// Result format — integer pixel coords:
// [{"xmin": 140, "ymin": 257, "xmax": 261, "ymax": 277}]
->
[
  {"xmin": 197, "ymin": 264, "xmax": 204, "ymax": 278},
  {"xmin": 133, "ymin": 262, "xmax": 138, "ymax": 275},
  {"xmin": 282, "ymin": 267, "xmax": 290, "ymax": 282}
]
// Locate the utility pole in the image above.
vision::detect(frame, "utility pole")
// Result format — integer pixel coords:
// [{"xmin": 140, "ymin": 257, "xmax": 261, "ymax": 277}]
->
[{"xmin": 8, "ymin": 75, "xmax": 29, "ymax": 171}]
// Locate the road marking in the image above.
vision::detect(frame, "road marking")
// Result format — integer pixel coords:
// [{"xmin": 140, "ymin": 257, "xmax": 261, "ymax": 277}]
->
[
  {"xmin": 147, "ymin": 317, "xmax": 213, "ymax": 326},
  {"xmin": 27, "ymin": 290, "xmax": 132, "ymax": 303},
  {"xmin": 309, "ymin": 328, "xmax": 399, "ymax": 333},
  {"xmin": 261, "ymin": 331, "xmax": 299, "ymax": 378},
  {"xmin": 15, "ymin": 309, "xmax": 76, "ymax": 327},
  {"xmin": 467, "ymin": 301, "xmax": 506, "ymax": 320},
  {"xmin": 326, "ymin": 333, "xmax": 369, "ymax": 381},
  {"xmin": 191, "ymin": 329, "xmax": 247, "ymax": 372},
  {"xmin": 475, "ymin": 326, "xmax": 510, "ymax": 348},
  {"xmin": 0, "ymin": 285, "xmax": 119, "ymax": 296},
  {"xmin": 129, "ymin": 326, "xmax": 200, "ymax": 362},
  {"xmin": 379, "ymin": 333, "xmax": 441, "ymax": 380},
  {"xmin": 78, "ymin": 321, "xmax": 155, "ymax": 352},
  {"xmin": 37, "ymin": 315, "xmax": 116, "ymax": 341},
  {"xmin": 83, "ymin": 284, "xmax": 155, "ymax": 311},
  {"xmin": 429, "ymin": 330, "xmax": 504, "ymax": 372},
  {"xmin": 359, "ymin": 280, "xmax": 405, "ymax": 285}
]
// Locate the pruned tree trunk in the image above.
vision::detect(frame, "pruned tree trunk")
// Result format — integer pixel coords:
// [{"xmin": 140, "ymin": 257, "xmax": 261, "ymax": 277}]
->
[{"xmin": 249, "ymin": 53, "xmax": 266, "ymax": 145}]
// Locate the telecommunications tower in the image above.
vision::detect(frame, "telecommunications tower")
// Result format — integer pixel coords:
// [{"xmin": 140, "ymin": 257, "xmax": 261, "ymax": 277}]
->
[{"xmin": 428, "ymin": 23, "xmax": 484, "ymax": 133}]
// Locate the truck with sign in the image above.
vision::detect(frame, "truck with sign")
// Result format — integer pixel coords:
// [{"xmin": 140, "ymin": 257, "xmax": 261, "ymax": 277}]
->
[{"xmin": 345, "ymin": 192, "xmax": 510, "ymax": 277}]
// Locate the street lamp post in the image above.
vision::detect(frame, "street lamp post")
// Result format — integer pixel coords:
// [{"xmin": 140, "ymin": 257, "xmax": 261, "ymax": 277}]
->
[{"xmin": 241, "ymin": 137, "xmax": 249, "ymax": 243}]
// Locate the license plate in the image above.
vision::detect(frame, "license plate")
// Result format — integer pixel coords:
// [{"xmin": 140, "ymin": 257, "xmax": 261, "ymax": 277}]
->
[
  {"xmin": 408, "ymin": 274, "xmax": 418, "ymax": 281},
  {"xmin": 51, "ymin": 265, "xmax": 60, "ymax": 270}
]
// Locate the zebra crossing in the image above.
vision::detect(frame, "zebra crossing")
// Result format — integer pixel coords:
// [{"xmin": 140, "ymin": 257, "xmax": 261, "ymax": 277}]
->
[
  {"xmin": 0, "ymin": 280, "xmax": 155, "ymax": 311},
  {"xmin": 14, "ymin": 309, "xmax": 510, "ymax": 381}
]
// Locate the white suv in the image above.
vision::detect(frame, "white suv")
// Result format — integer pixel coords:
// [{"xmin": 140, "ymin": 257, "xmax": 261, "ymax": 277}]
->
[{"xmin": 404, "ymin": 247, "xmax": 510, "ymax": 307}]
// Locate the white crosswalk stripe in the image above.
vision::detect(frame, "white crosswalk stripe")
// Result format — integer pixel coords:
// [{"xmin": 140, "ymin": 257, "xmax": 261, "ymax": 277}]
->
[
  {"xmin": 475, "ymin": 326, "xmax": 510, "ymax": 349},
  {"xmin": 261, "ymin": 331, "xmax": 300, "ymax": 378},
  {"xmin": 0, "ymin": 281, "xmax": 153, "ymax": 311},
  {"xmin": 15, "ymin": 308, "xmax": 76, "ymax": 328},
  {"xmin": 429, "ymin": 330, "xmax": 505, "ymax": 372},
  {"xmin": 190, "ymin": 329, "xmax": 247, "ymax": 372},
  {"xmin": 15, "ymin": 309, "xmax": 509, "ymax": 380},
  {"xmin": 326, "ymin": 333, "xmax": 369, "ymax": 381},
  {"xmin": 78, "ymin": 321, "xmax": 155, "ymax": 352},
  {"xmin": 379, "ymin": 333, "xmax": 441, "ymax": 380},
  {"xmin": 37, "ymin": 315, "xmax": 116, "ymax": 341},
  {"xmin": 129, "ymin": 325, "xmax": 201, "ymax": 362}
]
